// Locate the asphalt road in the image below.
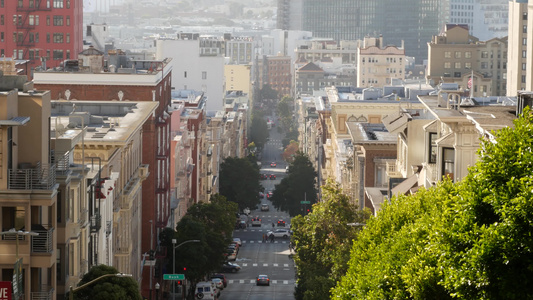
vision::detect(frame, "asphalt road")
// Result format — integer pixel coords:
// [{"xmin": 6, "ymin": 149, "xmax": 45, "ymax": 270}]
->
[{"xmin": 218, "ymin": 119, "xmax": 296, "ymax": 300}]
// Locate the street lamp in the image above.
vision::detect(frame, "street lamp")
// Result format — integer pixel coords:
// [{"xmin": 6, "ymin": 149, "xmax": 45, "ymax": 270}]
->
[
  {"xmin": 172, "ymin": 239, "xmax": 200, "ymax": 300},
  {"xmin": 69, "ymin": 273, "xmax": 132, "ymax": 300}
]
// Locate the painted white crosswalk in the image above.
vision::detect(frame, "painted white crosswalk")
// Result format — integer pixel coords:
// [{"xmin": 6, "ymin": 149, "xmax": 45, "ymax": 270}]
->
[
  {"xmin": 243, "ymin": 240, "xmax": 289, "ymax": 244},
  {"xmin": 227, "ymin": 279, "xmax": 295, "ymax": 285},
  {"xmin": 240, "ymin": 263, "xmax": 290, "ymax": 268}
]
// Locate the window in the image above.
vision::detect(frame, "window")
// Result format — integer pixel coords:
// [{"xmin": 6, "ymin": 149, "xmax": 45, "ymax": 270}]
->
[
  {"xmin": 184, "ymin": 71, "xmax": 187, "ymax": 78},
  {"xmin": 18, "ymin": 0, "xmax": 23, "ymax": 8},
  {"xmin": 523, "ymin": 38, "xmax": 527, "ymax": 45},
  {"xmin": 1, "ymin": 0, "xmax": 3, "ymax": 7},
  {"xmin": 66, "ymin": 16, "xmax": 70, "ymax": 26},
  {"xmin": 2, "ymin": 206, "xmax": 26, "ymax": 233},
  {"xmin": 428, "ymin": 133, "xmax": 437, "ymax": 163},
  {"xmin": 481, "ymin": 51, "xmax": 488, "ymax": 58},
  {"xmin": 465, "ymin": 62, "xmax": 471, "ymax": 69},
  {"xmin": 66, "ymin": 0, "xmax": 70, "ymax": 8},
  {"xmin": 53, "ymin": 49, "xmax": 63, "ymax": 60},
  {"xmin": 29, "ymin": 15, "xmax": 35, "ymax": 25},
  {"xmin": 53, "ymin": 33, "xmax": 63, "ymax": 43},
  {"xmin": 66, "ymin": 33, "xmax": 70, "ymax": 43},
  {"xmin": 35, "ymin": 33, "xmax": 39, "ymax": 43},
  {"xmin": 47, "ymin": 33, "xmax": 50, "ymax": 43},
  {"xmin": 29, "ymin": 32, "xmax": 34, "ymax": 43},
  {"xmin": 29, "ymin": 49, "xmax": 34, "ymax": 59},
  {"xmin": 444, "ymin": 51, "xmax": 451, "ymax": 58},
  {"xmin": 442, "ymin": 148, "xmax": 455, "ymax": 181},
  {"xmin": 66, "ymin": 50, "xmax": 70, "ymax": 59},
  {"xmin": 53, "ymin": 0, "xmax": 63, "ymax": 8},
  {"xmin": 53, "ymin": 16, "xmax": 63, "ymax": 26},
  {"xmin": 202, "ymin": 71, "xmax": 207, "ymax": 79},
  {"xmin": 523, "ymin": 63, "xmax": 527, "ymax": 70},
  {"xmin": 0, "ymin": 15, "xmax": 3, "ymax": 25},
  {"xmin": 35, "ymin": 15, "xmax": 39, "ymax": 25},
  {"xmin": 524, "ymin": 25, "xmax": 528, "ymax": 33},
  {"xmin": 30, "ymin": 0, "xmax": 34, "ymax": 7},
  {"xmin": 522, "ymin": 75, "xmax": 526, "ymax": 83},
  {"xmin": 523, "ymin": 50, "xmax": 527, "ymax": 58},
  {"xmin": 0, "ymin": 32, "xmax": 3, "ymax": 42},
  {"xmin": 454, "ymin": 62, "xmax": 461, "ymax": 69},
  {"xmin": 481, "ymin": 62, "xmax": 488, "ymax": 69},
  {"xmin": 47, "ymin": 15, "xmax": 50, "ymax": 26},
  {"xmin": 465, "ymin": 51, "xmax": 471, "ymax": 58},
  {"xmin": 454, "ymin": 51, "xmax": 461, "ymax": 58}
]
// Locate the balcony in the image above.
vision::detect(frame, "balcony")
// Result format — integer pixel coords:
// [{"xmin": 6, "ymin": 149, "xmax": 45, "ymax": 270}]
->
[
  {"xmin": 52, "ymin": 151, "xmax": 71, "ymax": 176},
  {"xmin": 8, "ymin": 163, "xmax": 57, "ymax": 190},
  {"xmin": 30, "ymin": 285, "xmax": 54, "ymax": 300},
  {"xmin": 31, "ymin": 225, "xmax": 54, "ymax": 254},
  {"xmin": 90, "ymin": 215, "xmax": 101, "ymax": 233}
]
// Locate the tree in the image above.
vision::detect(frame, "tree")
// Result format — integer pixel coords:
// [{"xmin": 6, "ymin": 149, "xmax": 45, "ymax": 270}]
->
[
  {"xmin": 160, "ymin": 195, "xmax": 238, "ymax": 287},
  {"xmin": 332, "ymin": 109, "xmax": 533, "ymax": 299},
  {"xmin": 277, "ymin": 96, "xmax": 294, "ymax": 133},
  {"xmin": 282, "ymin": 140, "xmax": 299, "ymax": 162},
  {"xmin": 291, "ymin": 181, "xmax": 369, "ymax": 300},
  {"xmin": 219, "ymin": 157, "xmax": 263, "ymax": 211},
  {"xmin": 250, "ymin": 113, "xmax": 269, "ymax": 150},
  {"xmin": 271, "ymin": 152, "xmax": 317, "ymax": 216},
  {"xmin": 259, "ymin": 84, "xmax": 278, "ymax": 101},
  {"xmin": 72, "ymin": 265, "xmax": 141, "ymax": 300}
]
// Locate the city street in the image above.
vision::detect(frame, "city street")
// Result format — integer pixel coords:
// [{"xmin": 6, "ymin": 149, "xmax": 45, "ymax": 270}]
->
[{"xmin": 219, "ymin": 119, "xmax": 296, "ymax": 300}]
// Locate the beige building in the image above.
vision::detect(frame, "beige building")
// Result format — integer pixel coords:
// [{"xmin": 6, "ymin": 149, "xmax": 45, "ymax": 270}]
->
[
  {"xmin": 384, "ymin": 89, "xmax": 516, "ymax": 200},
  {"xmin": 51, "ymin": 101, "xmax": 156, "ymax": 295},
  {"xmin": 224, "ymin": 65, "xmax": 252, "ymax": 96},
  {"xmin": 507, "ymin": 0, "xmax": 529, "ymax": 96},
  {"xmin": 357, "ymin": 36, "xmax": 405, "ymax": 88},
  {"xmin": 0, "ymin": 73, "xmax": 58, "ymax": 300},
  {"xmin": 427, "ymin": 24, "xmax": 508, "ymax": 96}
]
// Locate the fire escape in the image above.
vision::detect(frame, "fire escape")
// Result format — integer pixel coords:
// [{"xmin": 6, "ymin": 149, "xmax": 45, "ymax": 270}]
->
[
  {"xmin": 15, "ymin": 0, "xmax": 50, "ymax": 62},
  {"xmin": 155, "ymin": 114, "xmax": 170, "ymax": 229}
]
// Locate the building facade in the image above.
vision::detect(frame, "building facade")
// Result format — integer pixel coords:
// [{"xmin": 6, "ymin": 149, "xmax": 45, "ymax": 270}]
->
[
  {"xmin": 507, "ymin": 0, "xmax": 529, "ymax": 96},
  {"xmin": 427, "ymin": 24, "xmax": 508, "ymax": 96},
  {"xmin": 259, "ymin": 54, "xmax": 292, "ymax": 98},
  {"xmin": 0, "ymin": 0, "xmax": 83, "ymax": 71},
  {"xmin": 357, "ymin": 36, "xmax": 405, "ymax": 88}
]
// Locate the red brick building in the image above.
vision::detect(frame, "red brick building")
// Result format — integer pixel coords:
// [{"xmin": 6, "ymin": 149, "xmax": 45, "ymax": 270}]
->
[
  {"xmin": 33, "ymin": 53, "xmax": 173, "ymax": 300},
  {"xmin": 0, "ymin": 0, "xmax": 83, "ymax": 72},
  {"xmin": 259, "ymin": 54, "xmax": 292, "ymax": 97}
]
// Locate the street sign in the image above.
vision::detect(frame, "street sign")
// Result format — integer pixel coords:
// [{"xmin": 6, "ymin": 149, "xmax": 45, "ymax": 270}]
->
[
  {"xmin": 164, "ymin": 274, "xmax": 185, "ymax": 280},
  {"xmin": 0, "ymin": 281, "xmax": 12, "ymax": 300},
  {"xmin": 300, "ymin": 201, "xmax": 310, "ymax": 204}
]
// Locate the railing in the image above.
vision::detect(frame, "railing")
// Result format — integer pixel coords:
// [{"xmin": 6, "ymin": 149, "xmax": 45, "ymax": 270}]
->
[
  {"xmin": 30, "ymin": 285, "xmax": 54, "ymax": 300},
  {"xmin": 423, "ymin": 163, "xmax": 438, "ymax": 185},
  {"xmin": 31, "ymin": 225, "xmax": 54, "ymax": 254},
  {"xmin": 90, "ymin": 215, "xmax": 102, "ymax": 233},
  {"xmin": 8, "ymin": 163, "xmax": 57, "ymax": 190},
  {"xmin": 53, "ymin": 151, "xmax": 71, "ymax": 175}
]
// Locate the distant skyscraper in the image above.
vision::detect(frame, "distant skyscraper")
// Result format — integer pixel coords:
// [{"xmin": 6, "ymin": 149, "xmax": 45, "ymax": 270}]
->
[
  {"xmin": 277, "ymin": 0, "xmax": 447, "ymax": 62},
  {"xmin": 449, "ymin": 0, "xmax": 508, "ymax": 41}
]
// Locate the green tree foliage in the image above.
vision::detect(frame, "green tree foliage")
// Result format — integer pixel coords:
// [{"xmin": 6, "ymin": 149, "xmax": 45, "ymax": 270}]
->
[
  {"xmin": 332, "ymin": 110, "xmax": 533, "ymax": 299},
  {"xmin": 282, "ymin": 140, "xmax": 299, "ymax": 162},
  {"xmin": 259, "ymin": 84, "xmax": 278, "ymax": 101},
  {"xmin": 219, "ymin": 156, "xmax": 262, "ymax": 211},
  {"xmin": 271, "ymin": 152, "xmax": 317, "ymax": 216},
  {"xmin": 292, "ymin": 181, "xmax": 369, "ymax": 300},
  {"xmin": 277, "ymin": 96, "xmax": 294, "ymax": 132},
  {"xmin": 72, "ymin": 265, "xmax": 141, "ymax": 300},
  {"xmin": 160, "ymin": 194, "xmax": 238, "ymax": 285},
  {"xmin": 250, "ymin": 113, "xmax": 269, "ymax": 150}
]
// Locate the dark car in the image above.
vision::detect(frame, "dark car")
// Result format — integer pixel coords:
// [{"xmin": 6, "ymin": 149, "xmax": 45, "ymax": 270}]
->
[
  {"xmin": 260, "ymin": 173, "xmax": 268, "ymax": 180},
  {"xmin": 277, "ymin": 219, "xmax": 286, "ymax": 227},
  {"xmin": 270, "ymin": 174, "xmax": 276, "ymax": 180},
  {"xmin": 211, "ymin": 273, "xmax": 228, "ymax": 288},
  {"xmin": 270, "ymin": 162, "xmax": 277, "ymax": 167},
  {"xmin": 256, "ymin": 274, "xmax": 270, "ymax": 286},
  {"xmin": 221, "ymin": 262, "xmax": 241, "ymax": 273}
]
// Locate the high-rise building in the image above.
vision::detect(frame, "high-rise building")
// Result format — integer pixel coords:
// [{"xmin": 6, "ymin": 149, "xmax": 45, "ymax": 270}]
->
[
  {"xmin": 507, "ymin": 0, "xmax": 529, "ymax": 96},
  {"xmin": 0, "ymin": 0, "xmax": 83, "ymax": 72},
  {"xmin": 277, "ymin": 0, "xmax": 446, "ymax": 62},
  {"xmin": 449, "ymin": 0, "xmax": 508, "ymax": 41}
]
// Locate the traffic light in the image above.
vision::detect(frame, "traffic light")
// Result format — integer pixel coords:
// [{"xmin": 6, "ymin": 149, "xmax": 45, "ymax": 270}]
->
[
  {"xmin": 177, "ymin": 280, "xmax": 182, "ymax": 285},
  {"xmin": 183, "ymin": 267, "xmax": 187, "ymax": 271}
]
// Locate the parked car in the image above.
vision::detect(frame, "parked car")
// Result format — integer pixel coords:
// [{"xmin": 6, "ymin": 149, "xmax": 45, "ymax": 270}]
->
[
  {"xmin": 224, "ymin": 250, "xmax": 236, "ymax": 261},
  {"xmin": 232, "ymin": 238, "xmax": 242, "ymax": 246},
  {"xmin": 267, "ymin": 191, "xmax": 273, "ymax": 199},
  {"xmin": 260, "ymin": 173, "xmax": 268, "ymax": 180},
  {"xmin": 267, "ymin": 229, "xmax": 291, "ymax": 239},
  {"xmin": 210, "ymin": 273, "xmax": 227, "ymax": 288},
  {"xmin": 285, "ymin": 166, "xmax": 289, "ymax": 173},
  {"xmin": 269, "ymin": 174, "xmax": 276, "ymax": 180},
  {"xmin": 277, "ymin": 219, "xmax": 286, "ymax": 227},
  {"xmin": 270, "ymin": 162, "xmax": 277, "ymax": 167},
  {"xmin": 261, "ymin": 204, "xmax": 269, "ymax": 211},
  {"xmin": 211, "ymin": 278, "xmax": 224, "ymax": 291},
  {"xmin": 221, "ymin": 262, "xmax": 241, "ymax": 273},
  {"xmin": 259, "ymin": 192, "xmax": 265, "ymax": 198},
  {"xmin": 256, "ymin": 274, "xmax": 270, "ymax": 286},
  {"xmin": 235, "ymin": 220, "xmax": 246, "ymax": 229},
  {"xmin": 251, "ymin": 217, "xmax": 262, "ymax": 227}
]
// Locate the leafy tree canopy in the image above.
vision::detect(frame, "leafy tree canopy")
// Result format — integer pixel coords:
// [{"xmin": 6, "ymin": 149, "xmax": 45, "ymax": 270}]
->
[
  {"xmin": 292, "ymin": 181, "xmax": 369, "ymax": 300},
  {"xmin": 219, "ymin": 157, "xmax": 262, "ymax": 211},
  {"xmin": 277, "ymin": 96, "xmax": 294, "ymax": 132},
  {"xmin": 282, "ymin": 140, "xmax": 299, "ymax": 162},
  {"xmin": 72, "ymin": 265, "xmax": 141, "ymax": 300},
  {"xmin": 333, "ymin": 109, "xmax": 533, "ymax": 299},
  {"xmin": 271, "ymin": 152, "xmax": 317, "ymax": 216},
  {"xmin": 259, "ymin": 84, "xmax": 278, "ymax": 101},
  {"xmin": 250, "ymin": 113, "xmax": 269, "ymax": 150}
]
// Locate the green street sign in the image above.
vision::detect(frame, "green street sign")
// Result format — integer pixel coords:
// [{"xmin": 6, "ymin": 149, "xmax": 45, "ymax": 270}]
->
[
  {"xmin": 163, "ymin": 274, "xmax": 185, "ymax": 280},
  {"xmin": 300, "ymin": 201, "xmax": 310, "ymax": 204}
]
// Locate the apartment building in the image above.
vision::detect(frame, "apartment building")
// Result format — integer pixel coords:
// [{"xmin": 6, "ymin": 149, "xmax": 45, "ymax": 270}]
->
[
  {"xmin": 51, "ymin": 101, "xmax": 156, "ymax": 298},
  {"xmin": 0, "ymin": 0, "xmax": 83, "ymax": 71},
  {"xmin": 225, "ymin": 36, "xmax": 253, "ymax": 65},
  {"xmin": 32, "ymin": 50, "xmax": 172, "ymax": 300},
  {"xmin": 224, "ymin": 65, "xmax": 252, "ymax": 97},
  {"xmin": 258, "ymin": 54, "xmax": 292, "ymax": 98},
  {"xmin": 357, "ymin": 36, "xmax": 405, "ymax": 88},
  {"xmin": 427, "ymin": 24, "xmax": 508, "ymax": 96},
  {"xmin": 0, "ymin": 69, "xmax": 58, "ymax": 300}
]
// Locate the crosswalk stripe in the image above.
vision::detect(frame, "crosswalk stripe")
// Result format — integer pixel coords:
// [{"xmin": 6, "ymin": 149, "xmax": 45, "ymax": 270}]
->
[
  {"xmin": 253, "ymin": 263, "xmax": 257, "ymax": 267},
  {"xmin": 263, "ymin": 263, "xmax": 268, "ymax": 267},
  {"xmin": 228, "ymin": 279, "xmax": 294, "ymax": 285},
  {"xmin": 273, "ymin": 263, "xmax": 278, "ymax": 267},
  {"xmin": 284, "ymin": 264, "xmax": 289, "ymax": 267}
]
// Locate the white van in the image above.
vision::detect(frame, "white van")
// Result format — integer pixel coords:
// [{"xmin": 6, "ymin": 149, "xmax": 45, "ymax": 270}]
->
[{"xmin": 195, "ymin": 281, "xmax": 218, "ymax": 299}]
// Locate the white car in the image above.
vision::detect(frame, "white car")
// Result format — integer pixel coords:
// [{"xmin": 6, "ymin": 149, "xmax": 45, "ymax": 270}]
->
[
  {"xmin": 251, "ymin": 217, "xmax": 262, "ymax": 227},
  {"xmin": 233, "ymin": 237, "xmax": 242, "ymax": 246},
  {"xmin": 267, "ymin": 229, "xmax": 291, "ymax": 239},
  {"xmin": 211, "ymin": 278, "xmax": 224, "ymax": 291}
]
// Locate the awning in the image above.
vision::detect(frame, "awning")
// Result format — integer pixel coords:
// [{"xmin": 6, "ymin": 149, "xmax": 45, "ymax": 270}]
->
[
  {"xmin": 391, "ymin": 173, "xmax": 419, "ymax": 197},
  {"xmin": 0, "ymin": 116, "xmax": 30, "ymax": 126}
]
